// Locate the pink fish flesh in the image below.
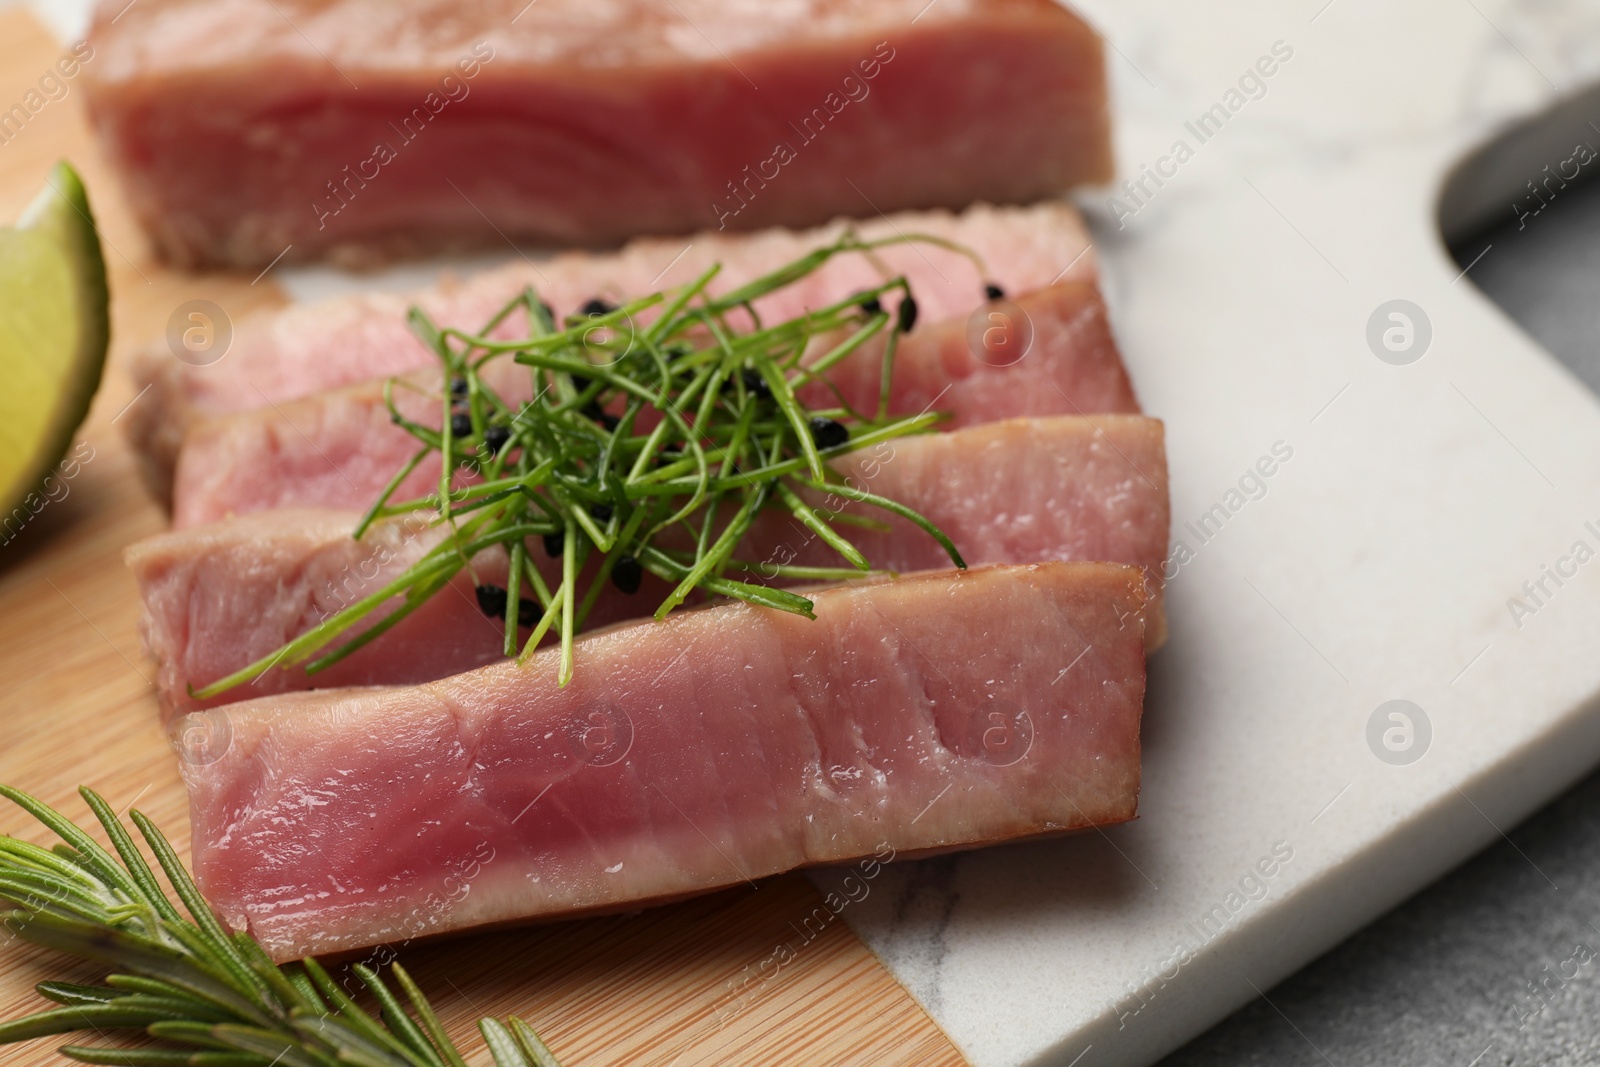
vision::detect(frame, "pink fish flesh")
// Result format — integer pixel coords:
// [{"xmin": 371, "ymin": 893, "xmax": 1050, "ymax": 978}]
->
[
  {"xmin": 170, "ymin": 281, "xmax": 1137, "ymax": 528},
  {"xmin": 131, "ymin": 415, "xmax": 1169, "ymax": 716},
  {"xmin": 84, "ymin": 0, "xmax": 1110, "ymax": 267},
  {"xmin": 179, "ymin": 560, "xmax": 1149, "ymax": 961},
  {"xmin": 124, "ymin": 203, "xmax": 1099, "ymax": 498}
]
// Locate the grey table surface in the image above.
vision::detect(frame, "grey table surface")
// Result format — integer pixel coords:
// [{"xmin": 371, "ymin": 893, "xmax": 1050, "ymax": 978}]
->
[{"xmin": 1158, "ymin": 168, "xmax": 1600, "ymax": 1067}]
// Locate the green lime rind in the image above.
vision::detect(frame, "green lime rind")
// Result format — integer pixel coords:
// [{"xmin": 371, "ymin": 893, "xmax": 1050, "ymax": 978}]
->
[{"xmin": 0, "ymin": 160, "xmax": 110, "ymax": 519}]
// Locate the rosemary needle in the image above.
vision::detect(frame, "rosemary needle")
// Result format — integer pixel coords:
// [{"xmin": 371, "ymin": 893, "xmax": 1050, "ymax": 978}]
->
[
  {"xmin": 195, "ymin": 232, "xmax": 980, "ymax": 698},
  {"xmin": 0, "ymin": 784, "xmax": 563, "ymax": 1066}
]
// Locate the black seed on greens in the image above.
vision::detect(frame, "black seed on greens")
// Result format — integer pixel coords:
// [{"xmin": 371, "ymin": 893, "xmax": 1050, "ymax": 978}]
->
[
  {"xmin": 897, "ymin": 294, "xmax": 919, "ymax": 333},
  {"xmin": 611, "ymin": 555, "xmax": 643, "ymax": 594},
  {"xmin": 740, "ymin": 368, "xmax": 772, "ymax": 399},
  {"xmin": 479, "ymin": 585, "xmax": 541, "ymax": 628},
  {"xmin": 475, "ymin": 584, "xmax": 508, "ymax": 618},
  {"xmin": 809, "ymin": 416, "xmax": 848, "ymax": 450}
]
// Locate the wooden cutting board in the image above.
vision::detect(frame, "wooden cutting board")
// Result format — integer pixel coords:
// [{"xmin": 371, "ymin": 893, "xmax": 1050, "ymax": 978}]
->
[{"xmin": 0, "ymin": 10, "xmax": 966, "ymax": 1065}]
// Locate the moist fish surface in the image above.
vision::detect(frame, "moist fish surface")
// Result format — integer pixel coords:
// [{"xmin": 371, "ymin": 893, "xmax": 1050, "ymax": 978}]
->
[
  {"xmin": 179, "ymin": 560, "xmax": 1149, "ymax": 962},
  {"xmin": 84, "ymin": 0, "xmax": 1110, "ymax": 268},
  {"xmin": 133, "ymin": 415, "xmax": 1169, "ymax": 716},
  {"xmin": 170, "ymin": 281, "xmax": 1137, "ymax": 528},
  {"xmin": 124, "ymin": 203, "xmax": 1099, "ymax": 497}
]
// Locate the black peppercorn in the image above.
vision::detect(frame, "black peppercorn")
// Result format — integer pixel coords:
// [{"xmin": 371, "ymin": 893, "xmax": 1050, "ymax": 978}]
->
[
  {"xmin": 897, "ymin": 294, "xmax": 919, "ymax": 333},
  {"xmin": 612, "ymin": 555, "xmax": 643, "ymax": 594},
  {"xmin": 450, "ymin": 412, "xmax": 473, "ymax": 438},
  {"xmin": 591, "ymin": 502, "xmax": 614, "ymax": 523},
  {"xmin": 484, "ymin": 425, "xmax": 511, "ymax": 453},
  {"xmin": 580, "ymin": 297, "xmax": 618, "ymax": 317},
  {"xmin": 475, "ymin": 584, "xmax": 508, "ymax": 618},
  {"xmin": 856, "ymin": 292, "xmax": 883, "ymax": 316},
  {"xmin": 543, "ymin": 531, "xmax": 563, "ymax": 557},
  {"xmin": 985, "ymin": 283, "xmax": 1005, "ymax": 301},
  {"xmin": 740, "ymin": 368, "xmax": 772, "ymax": 399},
  {"xmin": 478, "ymin": 585, "xmax": 541, "ymax": 627},
  {"xmin": 809, "ymin": 416, "xmax": 848, "ymax": 449}
]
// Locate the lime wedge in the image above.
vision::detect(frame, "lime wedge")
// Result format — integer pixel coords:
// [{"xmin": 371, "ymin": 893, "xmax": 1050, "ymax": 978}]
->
[{"xmin": 0, "ymin": 161, "xmax": 109, "ymax": 515}]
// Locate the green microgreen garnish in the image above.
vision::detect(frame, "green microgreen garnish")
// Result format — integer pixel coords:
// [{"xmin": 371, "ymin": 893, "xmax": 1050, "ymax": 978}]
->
[
  {"xmin": 0, "ymin": 784, "xmax": 564, "ymax": 1066},
  {"xmin": 194, "ymin": 232, "xmax": 974, "ymax": 698}
]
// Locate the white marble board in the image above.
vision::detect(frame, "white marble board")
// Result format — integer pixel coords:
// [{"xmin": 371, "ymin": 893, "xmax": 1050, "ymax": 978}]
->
[{"xmin": 815, "ymin": 1, "xmax": 1600, "ymax": 1064}]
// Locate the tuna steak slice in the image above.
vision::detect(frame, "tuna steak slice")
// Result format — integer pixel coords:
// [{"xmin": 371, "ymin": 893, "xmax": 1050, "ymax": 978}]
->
[
  {"xmin": 85, "ymin": 0, "xmax": 1109, "ymax": 269},
  {"xmin": 171, "ymin": 281, "xmax": 1137, "ymax": 528},
  {"xmin": 124, "ymin": 203, "xmax": 1098, "ymax": 498},
  {"xmin": 132, "ymin": 415, "xmax": 1169, "ymax": 717},
  {"xmin": 179, "ymin": 560, "xmax": 1149, "ymax": 962}
]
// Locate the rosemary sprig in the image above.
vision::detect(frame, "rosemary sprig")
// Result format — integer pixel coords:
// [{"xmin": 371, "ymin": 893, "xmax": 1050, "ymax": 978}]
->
[
  {"xmin": 0, "ymin": 784, "xmax": 563, "ymax": 1066},
  {"xmin": 195, "ymin": 233, "xmax": 980, "ymax": 698}
]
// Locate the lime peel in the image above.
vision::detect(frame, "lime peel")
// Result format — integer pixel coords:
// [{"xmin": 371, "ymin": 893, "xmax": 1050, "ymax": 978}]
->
[{"xmin": 0, "ymin": 161, "xmax": 110, "ymax": 520}]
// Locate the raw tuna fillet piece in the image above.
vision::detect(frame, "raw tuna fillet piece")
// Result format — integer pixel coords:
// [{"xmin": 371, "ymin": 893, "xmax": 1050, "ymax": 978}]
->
[
  {"xmin": 179, "ymin": 560, "xmax": 1149, "ymax": 961},
  {"xmin": 132, "ymin": 415, "xmax": 1169, "ymax": 717},
  {"xmin": 124, "ymin": 203, "xmax": 1099, "ymax": 498},
  {"xmin": 170, "ymin": 281, "xmax": 1137, "ymax": 527},
  {"xmin": 84, "ymin": 0, "xmax": 1110, "ymax": 269}
]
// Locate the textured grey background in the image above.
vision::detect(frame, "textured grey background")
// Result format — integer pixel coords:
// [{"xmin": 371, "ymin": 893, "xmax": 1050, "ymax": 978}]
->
[{"xmin": 1159, "ymin": 171, "xmax": 1600, "ymax": 1067}]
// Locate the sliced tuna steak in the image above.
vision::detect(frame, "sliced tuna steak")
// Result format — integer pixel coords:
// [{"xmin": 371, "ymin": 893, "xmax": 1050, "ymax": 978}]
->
[
  {"xmin": 125, "ymin": 203, "xmax": 1098, "ymax": 497},
  {"xmin": 133, "ymin": 415, "xmax": 1169, "ymax": 716},
  {"xmin": 171, "ymin": 282, "xmax": 1137, "ymax": 528},
  {"xmin": 179, "ymin": 560, "xmax": 1149, "ymax": 961},
  {"xmin": 85, "ymin": 0, "xmax": 1109, "ymax": 268}
]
